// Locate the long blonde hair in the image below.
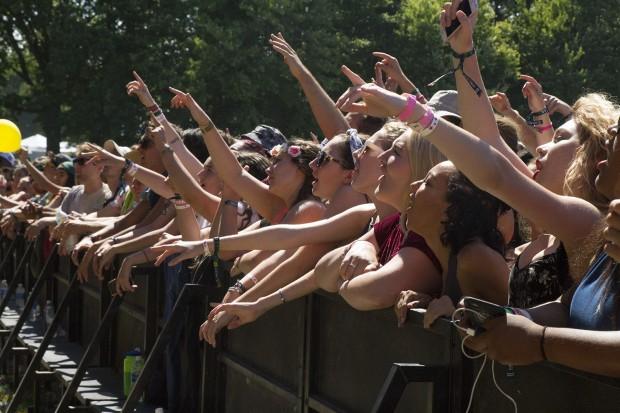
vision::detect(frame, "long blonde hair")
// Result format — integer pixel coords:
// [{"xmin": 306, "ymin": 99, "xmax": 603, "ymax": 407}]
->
[
  {"xmin": 404, "ymin": 127, "xmax": 447, "ymax": 183},
  {"xmin": 564, "ymin": 93, "xmax": 620, "ymax": 211}
]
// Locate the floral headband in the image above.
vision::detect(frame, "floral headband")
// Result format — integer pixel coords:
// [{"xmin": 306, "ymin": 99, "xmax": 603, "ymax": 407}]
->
[{"xmin": 270, "ymin": 143, "xmax": 301, "ymax": 158}]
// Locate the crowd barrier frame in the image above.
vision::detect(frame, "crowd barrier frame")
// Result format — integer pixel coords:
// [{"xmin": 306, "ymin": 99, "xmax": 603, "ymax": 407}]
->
[{"xmin": 2, "ymin": 234, "xmax": 620, "ymax": 412}]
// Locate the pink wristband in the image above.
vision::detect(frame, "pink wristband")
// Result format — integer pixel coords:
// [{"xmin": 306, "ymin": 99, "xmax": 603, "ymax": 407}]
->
[
  {"xmin": 397, "ymin": 94, "xmax": 417, "ymax": 122},
  {"xmin": 536, "ymin": 124, "xmax": 554, "ymax": 133},
  {"xmin": 418, "ymin": 108, "xmax": 435, "ymax": 129}
]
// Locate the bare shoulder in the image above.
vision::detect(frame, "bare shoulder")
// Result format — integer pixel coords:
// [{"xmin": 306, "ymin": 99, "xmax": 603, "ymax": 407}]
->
[
  {"xmin": 457, "ymin": 242, "xmax": 507, "ymax": 274},
  {"xmin": 288, "ymin": 199, "xmax": 326, "ymax": 223}
]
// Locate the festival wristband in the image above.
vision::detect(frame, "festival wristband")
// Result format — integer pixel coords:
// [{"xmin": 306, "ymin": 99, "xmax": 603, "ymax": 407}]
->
[{"xmin": 398, "ymin": 94, "xmax": 418, "ymax": 122}]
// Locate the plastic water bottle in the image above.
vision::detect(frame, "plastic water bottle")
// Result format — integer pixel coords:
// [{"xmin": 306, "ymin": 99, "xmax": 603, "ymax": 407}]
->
[
  {"xmin": 0, "ymin": 279, "xmax": 8, "ymax": 302},
  {"xmin": 30, "ymin": 300, "xmax": 40, "ymax": 323},
  {"xmin": 44, "ymin": 300, "xmax": 55, "ymax": 328},
  {"xmin": 123, "ymin": 348, "xmax": 141, "ymax": 396},
  {"xmin": 131, "ymin": 354, "xmax": 145, "ymax": 386},
  {"xmin": 15, "ymin": 284, "xmax": 25, "ymax": 313}
]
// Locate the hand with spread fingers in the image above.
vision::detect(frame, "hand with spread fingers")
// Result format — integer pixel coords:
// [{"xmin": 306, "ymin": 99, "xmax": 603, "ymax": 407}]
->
[
  {"xmin": 604, "ymin": 199, "xmax": 620, "ymax": 262},
  {"xmin": 269, "ymin": 32, "xmax": 306, "ymax": 79},
  {"xmin": 395, "ymin": 290, "xmax": 434, "ymax": 327},
  {"xmin": 126, "ymin": 71, "xmax": 157, "ymax": 108},
  {"xmin": 440, "ymin": 0, "xmax": 477, "ymax": 54}
]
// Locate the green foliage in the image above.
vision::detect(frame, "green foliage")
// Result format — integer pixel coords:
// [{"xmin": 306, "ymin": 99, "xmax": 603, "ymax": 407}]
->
[{"xmin": 0, "ymin": 0, "xmax": 618, "ymax": 149}]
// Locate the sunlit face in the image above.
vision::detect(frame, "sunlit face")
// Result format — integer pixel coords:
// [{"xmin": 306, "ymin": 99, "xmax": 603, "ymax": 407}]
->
[
  {"xmin": 552, "ymin": 119, "xmax": 577, "ymax": 144},
  {"xmin": 265, "ymin": 153, "xmax": 305, "ymax": 199},
  {"xmin": 375, "ymin": 131, "xmax": 413, "ymax": 210},
  {"xmin": 196, "ymin": 158, "xmax": 223, "ymax": 195},
  {"xmin": 405, "ymin": 162, "xmax": 454, "ymax": 237},
  {"xmin": 533, "ymin": 136, "xmax": 580, "ymax": 194},
  {"xmin": 309, "ymin": 139, "xmax": 352, "ymax": 200},
  {"xmin": 595, "ymin": 123, "xmax": 620, "ymax": 199},
  {"xmin": 74, "ymin": 156, "xmax": 101, "ymax": 182},
  {"xmin": 351, "ymin": 131, "xmax": 387, "ymax": 195}
]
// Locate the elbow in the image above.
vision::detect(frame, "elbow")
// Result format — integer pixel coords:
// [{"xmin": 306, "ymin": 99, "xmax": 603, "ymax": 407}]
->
[{"xmin": 339, "ymin": 283, "xmax": 396, "ymax": 311}]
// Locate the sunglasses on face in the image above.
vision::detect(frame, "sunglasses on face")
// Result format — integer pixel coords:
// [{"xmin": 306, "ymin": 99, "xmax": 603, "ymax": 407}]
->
[
  {"xmin": 314, "ymin": 151, "xmax": 342, "ymax": 168},
  {"xmin": 72, "ymin": 157, "xmax": 90, "ymax": 166}
]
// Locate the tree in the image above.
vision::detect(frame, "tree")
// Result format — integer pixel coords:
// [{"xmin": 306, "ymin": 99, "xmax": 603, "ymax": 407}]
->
[{"xmin": 0, "ymin": 0, "xmax": 199, "ymax": 150}]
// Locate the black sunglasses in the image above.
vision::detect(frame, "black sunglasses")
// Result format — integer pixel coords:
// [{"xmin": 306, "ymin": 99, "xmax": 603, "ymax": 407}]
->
[
  {"xmin": 72, "ymin": 157, "xmax": 90, "ymax": 166},
  {"xmin": 314, "ymin": 151, "xmax": 342, "ymax": 168}
]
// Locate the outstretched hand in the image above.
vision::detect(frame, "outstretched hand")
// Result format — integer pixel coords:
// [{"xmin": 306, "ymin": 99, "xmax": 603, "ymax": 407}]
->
[
  {"xmin": 269, "ymin": 32, "xmax": 306, "ymax": 78},
  {"xmin": 336, "ymin": 80, "xmax": 408, "ymax": 118},
  {"xmin": 151, "ymin": 239, "xmax": 206, "ymax": 266},
  {"xmin": 126, "ymin": 71, "xmax": 157, "ymax": 108},
  {"xmin": 83, "ymin": 143, "xmax": 124, "ymax": 168},
  {"xmin": 440, "ymin": 0, "xmax": 477, "ymax": 54}
]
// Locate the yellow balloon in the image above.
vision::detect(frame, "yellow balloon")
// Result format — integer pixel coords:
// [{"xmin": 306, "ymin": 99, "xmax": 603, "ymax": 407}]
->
[{"xmin": 0, "ymin": 119, "xmax": 22, "ymax": 153}]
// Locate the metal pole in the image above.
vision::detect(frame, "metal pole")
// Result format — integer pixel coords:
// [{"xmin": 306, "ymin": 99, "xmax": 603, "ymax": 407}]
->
[
  {"xmin": 6, "ymin": 271, "xmax": 79, "ymax": 413},
  {"xmin": 0, "ymin": 244, "xmax": 56, "ymax": 367},
  {"xmin": 121, "ymin": 283, "xmax": 207, "ymax": 412},
  {"xmin": 54, "ymin": 292, "xmax": 124, "ymax": 412}
]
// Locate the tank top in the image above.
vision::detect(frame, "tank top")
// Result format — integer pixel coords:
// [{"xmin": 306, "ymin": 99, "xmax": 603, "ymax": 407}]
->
[
  {"xmin": 509, "ymin": 243, "xmax": 571, "ymax": 308},
  {"xmin": 373, "ymin": 213, "xmax": 441, "ymax": 271},
  {"xmin": 570, "ymin": 252, "xmax": 619, "ymax": 331}
]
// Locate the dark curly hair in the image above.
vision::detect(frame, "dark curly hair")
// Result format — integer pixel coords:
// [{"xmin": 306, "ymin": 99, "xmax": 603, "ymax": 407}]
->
[{"xmin": 440, "ymin": 172, "xmax": 509, "ymax": 256}]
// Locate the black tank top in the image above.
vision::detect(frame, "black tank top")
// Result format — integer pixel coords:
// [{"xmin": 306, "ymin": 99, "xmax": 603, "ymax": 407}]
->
[{"xmin": 508, "ymin": 243, "xmax": 571, "ymax": 308}]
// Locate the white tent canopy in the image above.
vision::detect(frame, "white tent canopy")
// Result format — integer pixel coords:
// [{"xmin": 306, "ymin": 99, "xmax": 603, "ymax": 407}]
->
[{"xmin": 21, "ymin": 134, "xmax": 76, "ymax": 159}]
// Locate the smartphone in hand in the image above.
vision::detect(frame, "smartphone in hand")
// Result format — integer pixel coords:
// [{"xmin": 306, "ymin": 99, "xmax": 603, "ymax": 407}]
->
[
  {"xmin": 440, "ymin": 0, "xmax": 479, "ymax": 42},
  {"xmin": 461, "ymin": 296, "xmax": 508, "ymax": 336}
]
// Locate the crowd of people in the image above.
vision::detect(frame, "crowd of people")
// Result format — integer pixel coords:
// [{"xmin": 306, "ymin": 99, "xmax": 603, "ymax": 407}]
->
[{"xmin": 1, "ymin": 2, "xmax": 619, "ymax": 411}]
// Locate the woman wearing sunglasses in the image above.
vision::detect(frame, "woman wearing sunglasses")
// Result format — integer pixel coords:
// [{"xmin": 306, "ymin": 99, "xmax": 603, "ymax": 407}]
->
[{"xmin": 184, "ymin": 124, "xmax": 451, "ymax": 346}]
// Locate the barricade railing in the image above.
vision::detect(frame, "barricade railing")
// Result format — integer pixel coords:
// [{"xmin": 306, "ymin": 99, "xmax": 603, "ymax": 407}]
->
[{"xmin": 2, "ymin": 233, "xmax": 620, "ymax": 412}]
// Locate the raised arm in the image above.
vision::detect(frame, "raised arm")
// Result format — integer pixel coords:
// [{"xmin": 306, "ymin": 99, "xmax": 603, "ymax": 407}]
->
[
  {"xmin": 158, "ymin": 143, "xmax": 221, "ymax": 223},
  {"xmin": 440, "ymin": 2, "xmax": 532, "ymax": 177},
  {"xmin": 269, "ymin": 33, "xmax": 349, "ymax": 139},
  {"xmin": 16, "ymin": 150, "xmax": 64, "ymax": 194},
  {"xmin": 126, "ymin": 71, "xmax": 203, "ymax": 175},
  {"xmin": 335, "ymin": 82, "xmax": 601, "ymax": 250},
  {"xmin": 168, "ymin": 87, "xmax": 287, "ymax": 221}
]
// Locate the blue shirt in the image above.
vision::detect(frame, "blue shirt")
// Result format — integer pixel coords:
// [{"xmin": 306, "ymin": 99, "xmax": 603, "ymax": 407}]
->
[{"xmin": 569, "ymin": 252, "xmax": 619, "ymax": 331}]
